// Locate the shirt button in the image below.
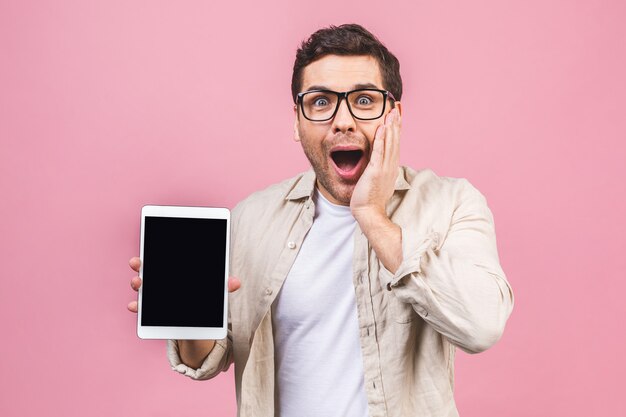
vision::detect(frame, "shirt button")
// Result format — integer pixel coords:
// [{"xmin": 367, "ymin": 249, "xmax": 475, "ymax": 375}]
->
[
  {"xmin": 287, "ymin": 241, "xmax": 296, "ymax": 249},
  {"xmin": 265, "ymin": 288, "xmax": 273, "ymax": 296}
]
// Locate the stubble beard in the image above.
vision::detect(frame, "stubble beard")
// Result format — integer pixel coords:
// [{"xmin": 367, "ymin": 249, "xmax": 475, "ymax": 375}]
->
[{"xmin": 299, "ymin": 132, "xmax": 371, "ymax": 205}]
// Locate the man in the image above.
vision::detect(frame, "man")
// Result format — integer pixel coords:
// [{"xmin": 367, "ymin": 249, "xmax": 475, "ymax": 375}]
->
[{"xmin": 128, "ymin": 24, "xmax": 513, "ymax": 417}]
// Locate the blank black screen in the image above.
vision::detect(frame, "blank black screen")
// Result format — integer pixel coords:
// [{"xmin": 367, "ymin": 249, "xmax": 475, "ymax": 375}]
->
[{"xmin": 141, "ymin": 216, "xmax": 227, "ymax": 327}]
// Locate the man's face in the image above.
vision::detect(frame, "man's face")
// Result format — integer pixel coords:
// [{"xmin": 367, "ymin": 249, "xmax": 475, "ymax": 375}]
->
[{"xmin": 294, "ymin": 54, "xmax": 396, "ymax": 205}]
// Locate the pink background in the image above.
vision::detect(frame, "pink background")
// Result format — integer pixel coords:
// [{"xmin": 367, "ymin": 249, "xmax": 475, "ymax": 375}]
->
[{"xmin": 1, "ymin": 1, "xmax": 624, "ymax": 416}]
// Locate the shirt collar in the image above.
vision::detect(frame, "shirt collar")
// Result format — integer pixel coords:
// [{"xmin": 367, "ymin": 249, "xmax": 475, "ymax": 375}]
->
[{"xmin": 285, "ymin": 167, "xmax": 411, "ymax": 201}]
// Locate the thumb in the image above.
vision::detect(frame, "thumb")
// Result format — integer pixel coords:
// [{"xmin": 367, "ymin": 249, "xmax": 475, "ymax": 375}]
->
[{"xmin": 228, "ymin": 277, "xmax": 241, "ymax": 293}]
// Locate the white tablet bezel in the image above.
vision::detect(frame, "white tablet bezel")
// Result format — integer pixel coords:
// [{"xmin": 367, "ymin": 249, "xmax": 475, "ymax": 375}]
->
[{"xmin": 137, "ymin": 205, "xmax": 230, "ymax": 340}]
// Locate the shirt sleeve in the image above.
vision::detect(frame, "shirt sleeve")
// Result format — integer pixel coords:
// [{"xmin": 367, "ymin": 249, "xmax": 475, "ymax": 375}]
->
[
  {"xmin": 166, "ymin": 331, "xmax": 234, "ymax": 380},
  {"xmin": 379, "ymin": 179, "xmax": 514, "ymax": 354}
]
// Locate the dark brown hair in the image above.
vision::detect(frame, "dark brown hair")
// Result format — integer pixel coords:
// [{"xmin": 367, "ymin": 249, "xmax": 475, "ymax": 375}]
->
[{"xmin": 291, "ymin": 24, "xmax": 402, "ymax": 103}]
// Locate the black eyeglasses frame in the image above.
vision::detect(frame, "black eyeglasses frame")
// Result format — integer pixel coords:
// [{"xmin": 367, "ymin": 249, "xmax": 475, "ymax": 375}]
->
[{"xmin": 296, "ymin": 88, "xmax": 396, "ymax": 122}]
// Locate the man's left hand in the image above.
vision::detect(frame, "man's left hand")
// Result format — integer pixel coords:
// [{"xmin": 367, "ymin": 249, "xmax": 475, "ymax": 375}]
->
[{"xmin": 350, "ymin": 107, "xmax": 401, "ymax": 218}]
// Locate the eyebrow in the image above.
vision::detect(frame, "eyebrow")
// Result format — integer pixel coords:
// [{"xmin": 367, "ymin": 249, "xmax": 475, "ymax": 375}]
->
[{"xmin": 304, "ymin": 82, "xmax": 381, "ymax": 92}]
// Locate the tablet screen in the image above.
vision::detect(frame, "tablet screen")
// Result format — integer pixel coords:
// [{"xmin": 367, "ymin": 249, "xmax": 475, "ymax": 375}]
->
[{"xmin": 141, "ymin": 216, "xmax": 227, "ymax": 328}]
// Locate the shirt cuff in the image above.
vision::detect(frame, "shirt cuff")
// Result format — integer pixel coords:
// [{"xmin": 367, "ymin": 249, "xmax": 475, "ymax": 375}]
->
[
  {"xmin": 379, "ymin": 229, "xmax": 440, "ymax": 290},
  {"xmin": 167, "ymin": 338, "xmax": 228, "ymax": 380}
]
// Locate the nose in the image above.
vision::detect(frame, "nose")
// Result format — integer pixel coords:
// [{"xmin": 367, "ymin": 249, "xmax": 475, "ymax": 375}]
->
[{"xmin": 331, "ymin": 97, "xmax": 356, "ymax": 134}]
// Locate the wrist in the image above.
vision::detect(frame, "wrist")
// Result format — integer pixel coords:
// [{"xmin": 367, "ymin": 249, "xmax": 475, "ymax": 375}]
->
[
  {"xmin": 351, "ymin": 204, "xmax": 385, "ymax": 221},
  {"xmin": 352, "ymin": 206, "xmax": 391, "ymax": 233},
  {"xmin": 352, "ymin": 207, "xmax": 403, "ymax": 274},
  {"xmin": 178, "ymin": 339, "xmax": 216, "ymax": 369}
]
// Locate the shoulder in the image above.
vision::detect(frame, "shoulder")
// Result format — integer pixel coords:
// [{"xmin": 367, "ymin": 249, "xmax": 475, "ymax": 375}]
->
[
  {"xmin": 399, "ymin": 166, "xmax": 487, "ymax": 206},
  {"xmin": 394, "ymin": 167, "xmax": 495, "ymax": 246}
]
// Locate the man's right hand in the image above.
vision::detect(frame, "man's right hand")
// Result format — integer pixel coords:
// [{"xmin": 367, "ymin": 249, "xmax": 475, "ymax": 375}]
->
[{"xmin": 127, "ymin": 256, "xmax": 241, "ymax": 368}]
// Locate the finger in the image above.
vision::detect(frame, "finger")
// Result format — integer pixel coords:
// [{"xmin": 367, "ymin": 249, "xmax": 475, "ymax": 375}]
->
[
  {"xmin": 384, "ymin": 107, "xmax": 394, "ymax": 125},
  {"xmin": 127, "ymin": 300, "xmax": 138, "ymax": 313},
  {"xmin": 388, "ymin": 109, "xmax": 401, "ymax": 169},
  {"xmin": 383, "ymin": 111, "xmax": 395, "ymax": 165},
  {"xmin": 130, "ymin": 276, "xmax": 142, "ymax": 292},
  {"xmin": 383, "ymin": 109, "xmax": 401, "ymax": 171},
  {"xmin": 370, "ymin": 123, "xmax": 385, "ymax": 167},
  {"xmin": 129, "ymin": 257, "xmax": 141, "ymax": 273},
  {"xmin": 228, "ymin": 276, "xmax": 241, "ymax": 293}
]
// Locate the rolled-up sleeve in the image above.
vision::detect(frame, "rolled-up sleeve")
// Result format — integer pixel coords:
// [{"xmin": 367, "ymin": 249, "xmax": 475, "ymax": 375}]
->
[
  {"xmin": 380, "ymin": 179, "xmax": 514, "ymax": 354},
  {"xmin": 166, "ymin": 335, "xmax": 234, "ymax": 380}
]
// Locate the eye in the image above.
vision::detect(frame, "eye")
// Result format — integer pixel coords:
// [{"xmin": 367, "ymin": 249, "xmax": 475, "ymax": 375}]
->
[
  {"xmin": 313, "ymin": 97, "xmax": 330, "ymax": 107},
  {"xmin": 356, "ymin": 95, "xmax": 373, "ymax": 105}
]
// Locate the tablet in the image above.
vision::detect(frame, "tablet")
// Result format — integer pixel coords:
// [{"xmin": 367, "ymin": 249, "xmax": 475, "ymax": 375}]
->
[{"xmin": 137, "ymin": 205, "xmax": 229, "ymax": 340}]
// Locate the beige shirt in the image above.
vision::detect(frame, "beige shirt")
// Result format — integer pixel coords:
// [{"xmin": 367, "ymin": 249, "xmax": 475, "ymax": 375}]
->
[{"xmin": 167, "ymin": 166, "xmax": 514, "ymax": 417}]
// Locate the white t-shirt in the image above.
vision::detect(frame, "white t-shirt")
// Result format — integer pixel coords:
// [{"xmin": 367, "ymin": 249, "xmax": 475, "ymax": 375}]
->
[{"xmin": 272, "ymin": 189, "xmax": 368, "ymax": 417}]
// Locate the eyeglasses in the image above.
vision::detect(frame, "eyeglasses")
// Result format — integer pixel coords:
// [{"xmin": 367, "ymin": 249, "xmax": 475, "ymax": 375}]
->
[{"xmin": 296, "ymin": 88, "xmax": 396, "ymax": 122}]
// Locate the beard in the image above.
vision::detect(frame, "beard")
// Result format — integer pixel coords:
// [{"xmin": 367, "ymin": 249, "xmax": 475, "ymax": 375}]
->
[{"xmin": 299, "ymin": 130, "xmax": 371, "ymax": 205}]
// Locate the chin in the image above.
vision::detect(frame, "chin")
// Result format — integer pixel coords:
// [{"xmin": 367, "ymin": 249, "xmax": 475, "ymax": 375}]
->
[{"xmin": 322, "ymin": 180, "xmax": 354, "ymax": 205}]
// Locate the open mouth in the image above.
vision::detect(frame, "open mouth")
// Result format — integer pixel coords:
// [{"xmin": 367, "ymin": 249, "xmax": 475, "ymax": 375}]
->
[{"xmin": 331, "ymin": 149, "xmax": 364, "ymax": 172}]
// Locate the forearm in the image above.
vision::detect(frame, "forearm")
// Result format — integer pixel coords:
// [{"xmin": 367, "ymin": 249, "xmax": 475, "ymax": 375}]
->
[
  {"xmin": 383, "ymin": 184, "xmax": 514, "ymax": 353},
  {"xmin": 178, "ymin": 340, "xmax": 216, "ymax": 369},
  {"xmin": 354, "ymin": 208, "xmax": 402, "ymax": 274},
  {"xmin": 391, "ymin": 244, "xmax": 513, "ymax": 353}
]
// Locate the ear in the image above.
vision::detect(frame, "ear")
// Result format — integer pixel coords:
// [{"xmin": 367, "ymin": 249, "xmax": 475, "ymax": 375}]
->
[
  {"xmin": 394, "ymin": 101, "xmax": 402, "ymax": 116},
  {"xmin": 293, "ymin": 105, "xmax": 301, "ymax": 142}
]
